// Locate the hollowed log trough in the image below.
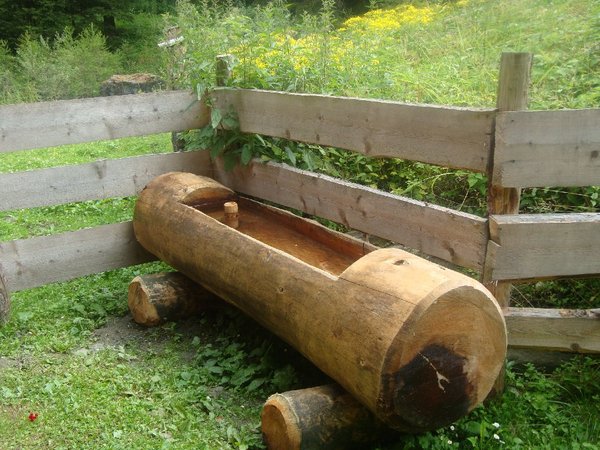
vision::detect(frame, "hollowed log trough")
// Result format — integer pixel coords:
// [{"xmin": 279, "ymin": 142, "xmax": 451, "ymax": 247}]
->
[{"xmin": 133, "ymin": 172, "xmax": 507, "ymax": 432}]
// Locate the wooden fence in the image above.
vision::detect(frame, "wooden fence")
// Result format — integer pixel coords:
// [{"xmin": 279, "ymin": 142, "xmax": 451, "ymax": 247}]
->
[{"xmin": 0, "ymin": 53, "xmax": 599, "ymax": 355}]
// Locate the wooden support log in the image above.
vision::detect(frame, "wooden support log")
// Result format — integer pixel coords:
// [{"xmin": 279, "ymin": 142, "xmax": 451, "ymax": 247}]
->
[
  {"xmin": 128, "ymin": 272, "xmax": 222, "ymax": 327},
  {"xmin": 262, "ymin": 384, "xmax": 398, "ymax": 450},
  {"xmin": 133, "ymin": 172, "xmax": 507, "ymax": 432}
]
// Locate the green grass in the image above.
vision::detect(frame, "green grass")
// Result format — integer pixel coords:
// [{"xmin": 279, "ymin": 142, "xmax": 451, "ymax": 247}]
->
[
  {"xmin": 1, "ymin": 0, "xmax": 599, "ymax": 448},
  {"xmin": 0, "ymin": 134, "xmax": 171, "ymax": 240},
  {"xmin": 1, "ymin": 266, "xmax": 599, "ymax": 449},
  {"xmin": 0, "ymin": 134, "xmax": 171, "ymax": 174}
]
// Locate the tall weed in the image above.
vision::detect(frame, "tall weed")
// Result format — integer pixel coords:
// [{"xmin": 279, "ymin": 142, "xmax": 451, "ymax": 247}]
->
[{"xmin": 15, "ymin": 26, "xmax": 121, "ymax": 101}]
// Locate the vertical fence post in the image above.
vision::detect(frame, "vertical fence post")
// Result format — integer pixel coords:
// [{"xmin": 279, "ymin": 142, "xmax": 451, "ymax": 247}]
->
[
  {"xmin": 485, "ymin": 52, "xmax": 532, "ymax": 304},
  {"xmin": 484, "ymin": 52, "xmax": 532, "ymax": 395}
]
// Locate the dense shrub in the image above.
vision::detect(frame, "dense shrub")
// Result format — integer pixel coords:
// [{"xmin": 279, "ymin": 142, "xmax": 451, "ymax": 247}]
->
[{"xmin": 7, "ymin": 26, "xmax": 122, "ymax": 102}]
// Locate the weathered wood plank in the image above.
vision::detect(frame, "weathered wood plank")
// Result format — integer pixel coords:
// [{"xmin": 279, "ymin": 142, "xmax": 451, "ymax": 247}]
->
[
  {"xmin": 211, "ymin": 88, "xmax": 494, "ymax": 172},
  {"xmin": 0, "ymin": 90, "xmax": 209, "ymax": 153},
  {"xmin": 0, "ymin": 151, "xmax": 212, "ymax": 211},
  {"xmin": 213, "ymin": 160, "xmax": 488, "ymax": 270},
  {"xmin": 0, "ymin": 222, "xmax": 156, "ymax": 292},
  {"xmin": 483, "ymin": 52, "xmax": 532, "ymax": 309},
  {"xmin": 507, "ymin": 348, "xmax": 584, "ymax": 368},
  {"xmin": 494, "ymin": 109, "xmax": 600, "ymax": 187},
  {"xmin": 505, "ymin": 307, "xmax": 600, "ymax": 353},
  {"xmin": 487, "ymin": 213, "xmax": 600, "ymax": 280}
]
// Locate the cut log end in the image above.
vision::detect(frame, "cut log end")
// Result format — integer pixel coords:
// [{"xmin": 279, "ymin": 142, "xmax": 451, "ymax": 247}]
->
[
  {"xmin": 380, "ymin": 283, "xmax": 507, "ymax": 431},
  {"xmin": 388, "ymin": 343, "xmax": 472, "ymax": 429},
  {"xmin": 262, "ymin": 385, "xmax": 397, "ymax": 450},
  {"xmin": 128, "ymin": 272, "xmax": 222, "ymax": 327},
  {"xmin": 262, "ymin": 395, "xmax": 302, "ymax": 450}
]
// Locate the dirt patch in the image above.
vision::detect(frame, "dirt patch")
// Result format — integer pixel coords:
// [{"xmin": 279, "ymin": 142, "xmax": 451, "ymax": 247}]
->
[
  {"xmin": 89, "ymin": 314, "xmax": 147, "ymax": 351},
  {"xmin": 87, "ymin": 313, "xmax": 213, "ymax": 357},
  {"xmin": 0, "ymin": 355, "xmax": 33, "ymax": 370}
]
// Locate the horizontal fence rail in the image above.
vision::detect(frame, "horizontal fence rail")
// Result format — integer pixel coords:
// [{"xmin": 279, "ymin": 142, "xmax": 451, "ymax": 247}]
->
[
  {"xmin": 1, "ymin": 85, "xmax": 598, "ymax": 356},
  {"xmin": 494, "ymin": 109, "xmax": 600, "ymax": 187},
  {"xmin": 0, "ymin": 151, "xmax": 212, "ymax": 211},
  {"xmin": 485, "ymin": 213, "xmax": 600, "ymax": 281},
  {"xmin": 0, "ymin": 90, "xmax": 208, "ymax": 153},
  {"xmin": 505, "ymin": 307, "xmax": 600, "ymax": 353},
  {"xmin": 213, "ymin": 159, "xmax": 488, "ymax": 271},
  {"xmin": 0, "ymin": 222, "xmax": 156, "ymax": 291},
  {"xmin": 212, "ymin": 88, "xmax": 495, "ymax": 172}
]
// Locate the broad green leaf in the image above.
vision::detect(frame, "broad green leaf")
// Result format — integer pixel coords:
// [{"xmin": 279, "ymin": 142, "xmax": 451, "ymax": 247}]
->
[
  {"xmin": 210, "ymin": 108, "xmax": 222, "ymax": 129},
  {"xmin": 241, "ymin": 144, "xmax": 253, "ymax": 165},
  {"xmin": 284, "ymin": 147, "xmax": 297, "ymax": 166},
  {"xmin": 221, "ymin": 113, "xmax": 239, "ymax": 129}
]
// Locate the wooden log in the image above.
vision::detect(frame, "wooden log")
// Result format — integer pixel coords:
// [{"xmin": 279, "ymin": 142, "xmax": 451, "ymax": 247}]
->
[
  {"xmin": 133, "ymin": 172, "xmax": 507, "ymax": 432},
  {"xmin": 128, "ymin": 272, "xmax": 223, "ymax": 327},
  {"xmin": 262, "ymin": 385, "xmax": 398, "ymax": 450}
]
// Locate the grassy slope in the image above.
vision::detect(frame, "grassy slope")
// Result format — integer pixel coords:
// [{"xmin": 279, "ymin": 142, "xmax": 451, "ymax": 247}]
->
[
  {"xmin": 353, "ymin": 0, "xmax": 600, "ymax": 109},
  {"xmin": 1, "ymin": 0, "xmax": 599, "ymax": 449}
]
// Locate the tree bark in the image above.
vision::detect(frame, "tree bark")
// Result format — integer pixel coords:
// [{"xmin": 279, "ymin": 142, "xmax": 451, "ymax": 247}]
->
[
  {"xmin": 128, "ymin": 271, "xmax": 222, "ymax": 327},
  {"xmin": 133, "ymin": 172, "xmax": 507, "ymax": 432},
  {"xmin": 262, "ymin": 384, "xmax": 398, "ymax": 450},
  {"xmin": 103, "ymin": 15, "xmax": 117, "ymax": 38}
]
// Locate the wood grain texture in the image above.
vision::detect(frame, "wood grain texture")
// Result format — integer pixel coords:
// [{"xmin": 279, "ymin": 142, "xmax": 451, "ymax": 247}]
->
[
  {"xmin": 0, "ymin": 151, "xmax": 212, "ymax": 212},
  {"xmin": 495, "ymin": 52, "xmax": 532, "ymax": 112},
  {"xmin": 0, "ymin": 90, "xmax": 208, "ymax": 153},
  {"xmin": 213, "ymin": 160, "xmax": 488, "ymax": 270},
  {"xmin": 0, "ymin": 222, "xmax": 156, "ymax": 292},
  {"xmin": 134, "ymin": 172, "xmax": 506, "ymax": 432},
  {"xmin": 487, "ymin": 213, "xmax": 600, "ymax": 280},
  {"xmin": 505, "ymin": 307, "xmax": 600, "ymax": 353},
  {"xmin": 211, "ymin": 88, "xmax": 494, "ymax": 172},
  {"xmin": 262, "ymin": 385, "xmax": 396, "ymax": 450},
  {"xmin": 494, "ymin": 109, "xmax": 600, "ymax": 187},
  {"xmin": 484, "ymin": 52, "xmax": 532, "ymax": 310},
  {"xmin": 128, "ymin": 272, "xmax": 223, "ymax": 327}
]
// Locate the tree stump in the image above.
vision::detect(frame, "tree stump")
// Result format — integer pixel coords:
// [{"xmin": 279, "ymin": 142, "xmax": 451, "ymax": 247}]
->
[
  {"xmin": 128, "ymin": 272, "xmax": 222, "ymax": 327},
  {"xmin": 133, "ymin": 172, "xmax": 507, "ymax": 432},
  {"xmin": 100, "ymin": 73, "xmax": 164, "ymax": 96}
]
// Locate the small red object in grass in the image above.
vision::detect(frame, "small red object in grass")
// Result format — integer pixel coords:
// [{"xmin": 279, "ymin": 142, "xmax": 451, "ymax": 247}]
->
[{"xmin": 28, "ymin": 412, "xmax": 38, "ymax": 422}]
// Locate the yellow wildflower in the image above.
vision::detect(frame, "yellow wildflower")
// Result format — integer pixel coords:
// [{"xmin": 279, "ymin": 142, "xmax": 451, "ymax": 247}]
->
[{"xmin": 342, "ymin": 4, "xmax": 436, "ymax": 32}]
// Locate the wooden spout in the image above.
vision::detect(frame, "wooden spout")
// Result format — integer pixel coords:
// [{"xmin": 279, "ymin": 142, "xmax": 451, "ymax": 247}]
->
[{"xmin": 223, "ymin": 201, "xmax": 239, "ymax": 229}]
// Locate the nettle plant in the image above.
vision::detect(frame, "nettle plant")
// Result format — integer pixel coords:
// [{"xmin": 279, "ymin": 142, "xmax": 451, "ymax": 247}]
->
[{"xmin": 178, "ymin": 0, "xmax": 599, "ymax": 217}]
